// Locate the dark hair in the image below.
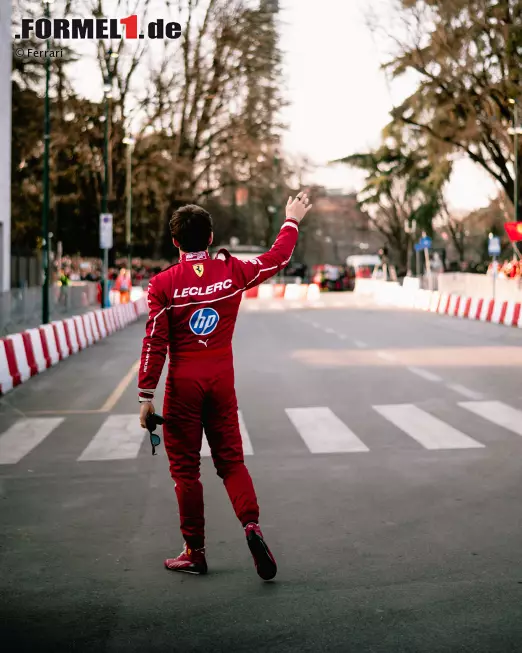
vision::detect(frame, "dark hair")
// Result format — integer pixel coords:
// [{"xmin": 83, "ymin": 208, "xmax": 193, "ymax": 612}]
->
[{"xmin": 169, "ymin": 204, "xmax": 213, "ymax": 252}]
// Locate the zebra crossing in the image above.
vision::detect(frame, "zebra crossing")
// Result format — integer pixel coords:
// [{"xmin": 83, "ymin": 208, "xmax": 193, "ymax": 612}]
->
[
  {"xmin": 2, "ymin": 400, "xmax": 522, "ymax": 466},
  {"xmin": 78, "ymin": 415, "xmax": 145, "ymax": 461}
]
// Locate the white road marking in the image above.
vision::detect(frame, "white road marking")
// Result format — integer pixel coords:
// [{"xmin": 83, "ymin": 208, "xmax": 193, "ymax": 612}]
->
[
  {"xmin": 459, "ymin": 401, "xmax": 522, "ymax": 436},
  {"xmin": 285, "ymin": 407, "xmax": 369, "ymax": 453},
  {"xmin": 407, "ymin": 367, "xmax": 442, "ymax": 383},
  {"xmin": 78, "ymin": 415, "xmax": 146, "ymax": 461},
  {"xmin": 100, "ymin": 360, "xmax": 140, "ymax": 412},
  {"xmin": 201, "ymin": 410, "xmax": 253, "ymax": 457},
  {"xmin": 377, "ymin": 351, "xmax": 396, "ymax": 361},
  {"xmin": 446, "ymin": 383, "xmax": 484, "ymax": 400},
  {"xmin": 324, "ymin": 327, "xmax": 336, "ymax": 334},
  {"xmin": 374, "ymin": 404, "xmax": 485, "ymax": 450},
  {"xmin": 338, "ymin": 334, "xmax": 347, "ymax": 340},
  {"xmin": 238, "ymin": 411, "xmax": 254, "ymax": 455},
  {"xmin": 200, "ymin": 436, "xmax": 211, "ymax": 457},
  {"xmin": 354, "ymin": 340, "xmax": 367, "ymax": 348},
  {"xmin": 0, "ymin": 418, "xmax": 64, "ymax": 464},
  {"xmin": 311, "ymin": 322, "xmax": 321, "ymax": 328}
]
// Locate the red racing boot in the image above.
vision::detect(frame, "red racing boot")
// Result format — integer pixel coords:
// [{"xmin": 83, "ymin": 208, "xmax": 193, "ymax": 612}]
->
[
  {"xmin": 164, "ymin": 544, "xmax": 208, "ymax": 575},
  {"xmin": 244, "ymin": 522, "xmax": 277, "ymax": 581}
]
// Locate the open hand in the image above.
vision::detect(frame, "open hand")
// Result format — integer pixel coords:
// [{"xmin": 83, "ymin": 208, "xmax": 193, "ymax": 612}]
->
[{"xmin": 286, "ymin": 191, "xmax": 313, "ymax": 223}]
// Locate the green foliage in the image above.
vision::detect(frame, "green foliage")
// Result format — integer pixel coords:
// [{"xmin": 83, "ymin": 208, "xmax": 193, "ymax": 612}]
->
[
  {"xmin": 333, "ymin": 126, "xmax": 451, "ymax": 266},
  {"xmin": 385, "ymin": 0, "xmax": 521, "ymax": 205}
]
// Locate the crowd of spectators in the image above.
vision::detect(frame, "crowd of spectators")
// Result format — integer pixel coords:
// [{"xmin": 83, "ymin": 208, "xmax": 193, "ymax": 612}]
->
[
  {"xmin": 51, "ymin": 256, "xmax": 173, "ymax": 287},
  {"xmin": 487, "ymin": 257, "xmax": 522, "ymax": 279}
]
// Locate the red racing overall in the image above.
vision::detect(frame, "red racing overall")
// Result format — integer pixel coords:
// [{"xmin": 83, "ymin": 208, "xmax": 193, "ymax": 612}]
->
[{"xmin": 138, "ymin": 218, "xmax": 300, "ymax": 549}]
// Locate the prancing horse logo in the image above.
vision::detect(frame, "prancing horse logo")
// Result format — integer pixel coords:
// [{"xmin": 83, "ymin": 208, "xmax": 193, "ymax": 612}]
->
[{"xmin": 193, "ymin": 264, "xmax": 204, "ymax": 277}]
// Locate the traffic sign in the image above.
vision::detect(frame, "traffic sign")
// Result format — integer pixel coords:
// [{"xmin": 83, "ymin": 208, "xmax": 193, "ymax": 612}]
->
[
  {"xmin": 100, "ymin": 213, "xmax": 113, "ymax": 250},
  {"xmin": 488, "ymin": 236, "xmax": 501, "ymax": 256},
  {"xmin": 414, "ymin": 236, "xmax": 432, "ymax": 251}
]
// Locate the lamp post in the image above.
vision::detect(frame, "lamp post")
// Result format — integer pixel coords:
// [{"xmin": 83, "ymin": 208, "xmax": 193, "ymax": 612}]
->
[
  {"xmin": 508, "ymin": 98, "xmax": 521, "ymax": 222},
  {"xmin": 272, "ymin": 149, "xmax": 281, "ymax": 241},
  {"xmin": 404, "ymin": 218, "xmax": 417, "ymax": 276},
  {"xmin": 489, "ymin": 232, "xmax": 498, "ymax": 299},
  {"xmin": 508, "ymin": 98, "xmax": 522, "ymax": 260},
  {"xmin": 101, "ymin": 49, "xmax": 118, "ymax": 308},
  {"xmin": 41, "ymin": 0, "xmax": 54, "ymax": 323},
  {"xmin": 123, "ymin": 136, "xmax": 135, "ymax": 273}
]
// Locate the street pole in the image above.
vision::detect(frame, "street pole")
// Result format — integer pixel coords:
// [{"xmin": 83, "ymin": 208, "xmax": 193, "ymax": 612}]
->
[
  {"xmin": 515, "ymin": 102, "xmax": 519, "ymax": 222},
  {"xmin": 404, "ymin": 219, "xmax": 416, "ymax": 276},
  {"xmin": 41, "ymin": 0, "xmax": 51, "ymax": 324},
  {"xmin": 422, "ymin": 231, "xmax": 433, "ymax": 291},
  {"xmin": 102, "ymin": 90, "xmax": 109, "ymax": 308},
  {"xmin": 273, "ymin": 150, "xmax": 281, "ymax": 242},
  {"xmin": 493, "ymin": 255, "xmax": 497, "ymax": 300},
  {"xmin": 101, "ymin": 49, "xmax": 117, "ymax": 308},
  {"xmin": 124, "ymin": 137, "xmax": 134, "ymax": 273}
]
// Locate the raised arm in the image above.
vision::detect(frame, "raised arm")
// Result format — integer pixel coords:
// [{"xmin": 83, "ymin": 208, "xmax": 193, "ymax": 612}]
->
[{"xmin": 234, "ymin": 191, "xmax": 313, "ymax": 289}]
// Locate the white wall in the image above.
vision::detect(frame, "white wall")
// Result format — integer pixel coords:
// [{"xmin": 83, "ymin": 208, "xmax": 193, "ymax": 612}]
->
[
  {"xmin": 438, "ymin": 273, "xmax": 522, "ymax": 302},
  {"xmin": 0, "ymin": 1, "xmax": 11, "ymax": 291}
]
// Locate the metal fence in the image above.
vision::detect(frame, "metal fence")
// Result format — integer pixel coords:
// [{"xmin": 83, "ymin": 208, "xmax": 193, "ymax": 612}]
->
[
  {"xmin": 11, "ymin": 254, "xmax": 41, "ymax": 288},
  {"xmin": 0, "ymin": 282, "xmax": 99, "ymax": 336}
]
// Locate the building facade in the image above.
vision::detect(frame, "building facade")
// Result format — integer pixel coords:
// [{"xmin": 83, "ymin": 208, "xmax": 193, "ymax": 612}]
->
[{"xmin": 0, "ymin": 1, "xmax": 11, "ymax": 291}]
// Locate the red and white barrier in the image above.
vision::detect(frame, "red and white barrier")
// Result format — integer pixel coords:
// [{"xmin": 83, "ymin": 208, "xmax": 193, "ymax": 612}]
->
[
  {"xmin": 504, "ymin": 301, "xmax": 521, "ymax": 327},
  {"xmin": 429, "ymin": 292, "xmax": 441, "ymax": 313},
  {"xmin": 95, "ymin": 310, "xmax": 108, "ymax": 339},
  {"xmin": 74, "ymin": 316, "xmax": 88, "ymax": 350},
  {"xmin": 40, "ymin": 324, "xmax": 60, "ymax": 367},
  {"xmin": 5, "ymin": 334, "xmax": 32, "ymax": 383},
  {"xmin": 64, "ymin": 318, "xmax": 80, "ymax": 355},
  {"xmin": 447, "ymin": 294, "xmax": 460, "ymax": 316},
  {"xmin": 0, "ymin": 296, "xmax": 149, "ymax": 396},
  {"xmin": 112, "ymin": 305, "xmax": 123, "ymax": 329},
  {"xmin": 0, "ymin": 340, "xmax": 14, "ymax": 394},
  {"xmin": 244, "ymin": 283, "xmax": 321, "ymax": 303},
  {"xmin": 81, "ymin": 313, "xmax": 95, "ymax": 346},
  {"xmin": 52, "ymin": 321, "xmax": 70, "ymax": 360},
  {"xmin": 88, "ymin": 312, "xmax": 100, "ymax": 342},
  {"xmin": 373, "ymin": 284, "xmax": 522, "ymax": 334},
  {"xmin": 104, "ymin": 309, "xmax": 117, "ymax": 334},
  {"xmin": 23, "ymin": 329, "xmax": 47, "ymax": 374},
  {"xmin": 457, "ymin": 297, "xmax": 471, "ymax": 319}
]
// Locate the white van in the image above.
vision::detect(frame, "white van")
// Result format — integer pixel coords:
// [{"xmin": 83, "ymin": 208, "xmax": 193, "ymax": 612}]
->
[{"xmin": 346, "ymin": 255, "xmax": 382, "ymax": 278}]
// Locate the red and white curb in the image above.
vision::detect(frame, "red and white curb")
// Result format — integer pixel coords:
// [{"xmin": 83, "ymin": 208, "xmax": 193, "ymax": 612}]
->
[
  {"xmin": 0, "ymin": 297, "xmax": 147, "ymax": 396},
  {"xmin": 375, "ymin": 287, "xmax": 522, "ymax": 328},
  {"xmin": 243, "ymin": 283, "xmax": 320, "ymax": 301}
]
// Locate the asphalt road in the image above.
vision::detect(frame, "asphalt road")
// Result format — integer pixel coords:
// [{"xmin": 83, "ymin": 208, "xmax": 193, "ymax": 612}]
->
[{"xmin": 1, "ymin": 296, "xmax": 522, "ymax": 652}]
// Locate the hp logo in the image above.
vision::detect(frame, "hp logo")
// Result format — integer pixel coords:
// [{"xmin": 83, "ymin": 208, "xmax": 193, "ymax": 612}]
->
[{"xmin": 189, "ymin": 308, "xmax": 219, "ymax": 336}]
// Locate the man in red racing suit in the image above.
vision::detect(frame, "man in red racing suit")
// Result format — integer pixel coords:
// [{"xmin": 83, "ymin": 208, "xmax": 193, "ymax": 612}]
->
[{"xmin": 138, "ymin": 192, "xmax": 312, "ymax": 580}]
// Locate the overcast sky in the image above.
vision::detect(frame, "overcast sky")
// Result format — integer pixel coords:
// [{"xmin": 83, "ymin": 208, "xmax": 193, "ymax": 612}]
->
[{"xmin": 57, "ymin": 0, "xmax": 500, "ymax": 212}]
